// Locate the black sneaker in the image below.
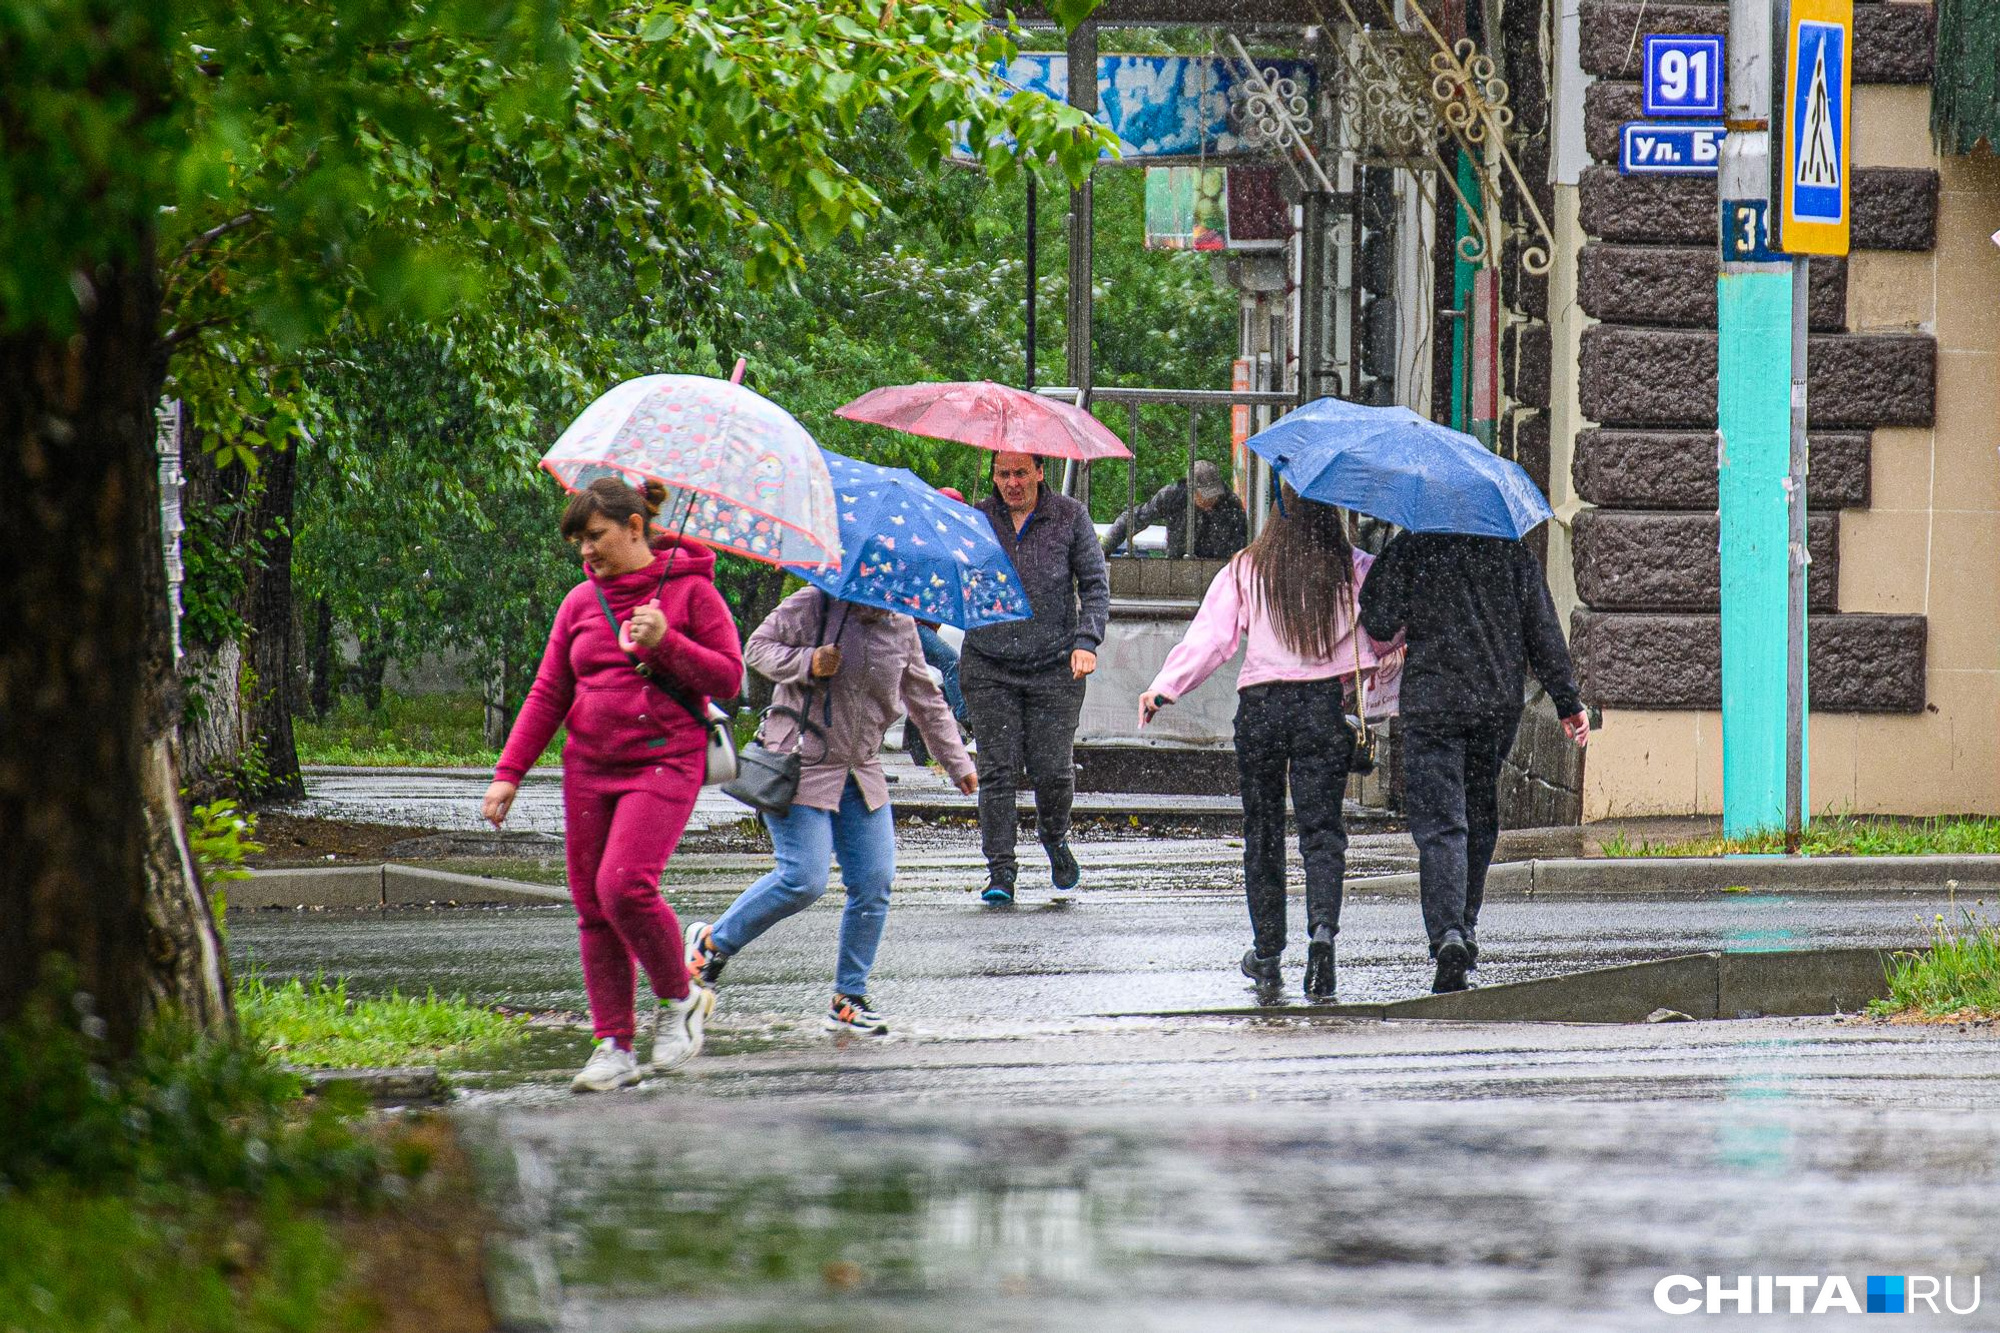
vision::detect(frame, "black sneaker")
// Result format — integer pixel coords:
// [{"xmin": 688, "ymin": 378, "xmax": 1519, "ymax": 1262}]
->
[
  {"xmin": 1303, "ymin": 925, "xmax": 1337, "ymax": 999},
  {"xmin": 1432, "ymin": 930, "xmax": 1472, "ymax": 994},
  {"xmin": 825, "ymin": 993, "xmax": 890, "ymax": 1035},
  {"xmin": 981, "ymin": 878, "xmax": 1016, "ymax": 905},
  {"xmin": 684, "ymin": 921, "xmax": 729, "ymax": 985},
  {"xmin": 1240, "ymin": 948, "xmax": 1283, "ymax": 987},
  {"xmin": 1047, "ymin": 840, "xmax": 1080, "ymax": 891}
]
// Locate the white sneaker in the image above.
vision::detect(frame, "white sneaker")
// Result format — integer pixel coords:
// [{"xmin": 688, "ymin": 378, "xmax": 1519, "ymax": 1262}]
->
[
  {"xmin": 652, "ymin": 984, "xmax": 717, "ymax": 1071},
  {"xmin": 570, "ymin": 1038, "xmax": 642, "ymax": 1093}
]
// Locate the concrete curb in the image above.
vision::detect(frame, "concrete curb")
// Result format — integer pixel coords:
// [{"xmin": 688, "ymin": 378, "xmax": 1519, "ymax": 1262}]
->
[
  {"xmin": 1360, "ymin": 854, "xmax": 2000, "ymax": 897},
  {"xmin": 1117, "ymin": 947, "xmax": 1897, "ymax": 1024},
  {"xmin": 298, "ymin": 1065, "xmax": 448, "ymax": 1104},
  {"xmin": 237, "ymin": 864, "xmax": 567, "ymax": 909}
]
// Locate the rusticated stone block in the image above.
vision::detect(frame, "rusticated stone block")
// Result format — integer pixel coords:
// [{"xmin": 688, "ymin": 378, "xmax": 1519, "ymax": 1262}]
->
[
  {"xmin": 1504, "ymin": 235, "xmax": 1548, "ymax": 321},
  {"xmin": 1514, "ymin": 412, "xmax": 1552, "ymax": 497},
  {"xmin": 1579, "ymin": 166, "xmax": 1939, "ymax": 251},
  {"xmin": 1571, "ymin": 510, "xmax": 1838, "ymax": 611},
  {"xmin": 1810, "ymin": 333, "xmax": 1935, "ymax": 426},
  {"xmin": 1571, "ymin": 428, "xmax": 1870, "ymax": 509},
  {"xmin": 1584, "ymin": 81, "xmax": 1644, "ymax": 165},
  {"xmin": 1580, "ymin": 1, "xmax": 1933, "ymax": 83},
  {"xmin": 1571, "ymin": 611, "xmax": 1927, "ymax": 711},
  {"xmin": 1577, "ymin": 245, "xmax": 1846, "ymax": 331},
  {"xmin": 1504, "ymin": 322, "xmax": 1552, "ymax": 410},
  {"xmin": 1579, "ymin": 327, "xmax": 1934, "ymax": 428},
  {"xmin": 1850, "ymin": 167, "xmax": 1940, "ymax": 252}
]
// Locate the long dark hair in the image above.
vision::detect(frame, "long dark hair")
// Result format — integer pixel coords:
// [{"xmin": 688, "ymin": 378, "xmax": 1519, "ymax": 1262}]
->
[{"xmin": 1241, "ymin": 485, "xmax": 1355, "ymax": 660}]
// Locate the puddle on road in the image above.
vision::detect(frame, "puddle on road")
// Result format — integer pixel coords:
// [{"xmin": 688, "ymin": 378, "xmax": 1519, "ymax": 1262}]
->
[{"xmin": 484, "ymin": 1099, "xmax": 2000, "ymax": 1331}]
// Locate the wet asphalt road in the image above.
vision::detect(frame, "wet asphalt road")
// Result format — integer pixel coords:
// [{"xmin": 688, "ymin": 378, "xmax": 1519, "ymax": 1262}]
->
[
  {"xmin": 232, "ymin": 880, "xmax": 1959, "ymax": 1025},
  {"xmin": 236, "ymin": 816, "xmax": 2000, "ymax": 1330}
]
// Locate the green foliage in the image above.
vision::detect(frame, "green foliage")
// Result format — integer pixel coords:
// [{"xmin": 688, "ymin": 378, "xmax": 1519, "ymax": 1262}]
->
[
  {"xmin": 0, "ymin": 1186, "xmax": 356, "ymax": 1333},
  {"xmin": 296, "ymin": 691, "xmax": 561, "ymax": 768},
  {"xmin": 1599, "ymin": 816, "xmax": 2000, "ymax": 859},
  {"xmin": 0, "ymin": 991, "xmax": 381, "ymax": 1203},
  {"xmin": 239, "ymin": 975, "xmax": 530, "ymax": 1070},
  {"xmin": 1872, "ymin": 906, "xmax": 2000, "ymax": 1019},
  {"xmin": 187, "ymin": 798, "xmax": 262, "ymax": 937},
  {"xmin": 0, "ymin": 986, "xmax": 396, "ymax": 1332}
]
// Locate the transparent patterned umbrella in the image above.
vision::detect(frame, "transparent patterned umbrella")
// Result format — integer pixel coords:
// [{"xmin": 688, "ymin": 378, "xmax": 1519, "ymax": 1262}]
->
[{"xmin": 541, "ymin": 369, "xmax": 840, "ymax": 566}]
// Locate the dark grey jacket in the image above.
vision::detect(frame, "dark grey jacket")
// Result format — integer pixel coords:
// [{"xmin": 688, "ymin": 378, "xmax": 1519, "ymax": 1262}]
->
[
  {"xmin": 1100, "ymin": 480, "xmax": 1249, "ymax": 560},
  {"xmin": 964, "ymin": 485, "xmax": 1111, "ymax": 673},
  {"xmin": 1359, "ymin": 532, "xmax": 1582, "ymax": 720}
]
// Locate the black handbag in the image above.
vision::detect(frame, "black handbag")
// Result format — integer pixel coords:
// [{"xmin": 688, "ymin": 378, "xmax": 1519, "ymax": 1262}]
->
[
  {"xmin": 721, "ymin": 594, "xmax": 838, "ymax": 817},
  {"xmin": 720, "ymin": 705, "xmax": 827, "ymax": 817}
]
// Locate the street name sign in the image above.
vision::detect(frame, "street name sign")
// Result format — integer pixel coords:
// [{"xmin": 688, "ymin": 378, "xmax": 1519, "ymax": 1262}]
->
[
  {"xmin": 1780, "ymin": 0, "xmax": 1852, "ymax": 255},
  {"xmin": 1643, "ymin": 35, "xmax": 1725, "ymax": 118},
  {"xmin": 1620, "ymin": 122, "xmax": 1724, "ymax": 174}
]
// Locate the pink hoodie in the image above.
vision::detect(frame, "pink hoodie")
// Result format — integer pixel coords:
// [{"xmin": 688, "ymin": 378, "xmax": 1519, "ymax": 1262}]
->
[
  {"xmin": 495, "ymin": 535, "xmax": 744, "ymax": 784},
  {"xmin": 1149, "ymin": 548, "xmax": 1396, "ymax": 702}
]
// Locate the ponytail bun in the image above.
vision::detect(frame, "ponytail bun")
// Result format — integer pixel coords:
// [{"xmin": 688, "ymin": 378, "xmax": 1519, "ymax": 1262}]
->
[{"xmin": 637, "ymin": 478, "xmax": 667, "ymax": 518}]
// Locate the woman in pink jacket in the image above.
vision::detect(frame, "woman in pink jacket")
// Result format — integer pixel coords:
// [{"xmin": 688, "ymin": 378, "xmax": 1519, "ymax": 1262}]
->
[
  {"xmin": 1139, "ymin": 490, "xmax": 1400, "ymax": 1001},
  {"xmin": 481, "ymin": 477, "xmax": 744, "ymax": 1092}
]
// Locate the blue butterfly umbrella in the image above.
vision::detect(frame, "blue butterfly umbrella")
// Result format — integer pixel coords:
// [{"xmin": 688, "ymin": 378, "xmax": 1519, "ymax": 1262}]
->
[
  {"xmin": 1245, "ymin": 397, "xmax": 1554, "ymax": 538},
  {"xmin": 784, "ymin": 449, "xmax": 1031, "ymax": 629}
]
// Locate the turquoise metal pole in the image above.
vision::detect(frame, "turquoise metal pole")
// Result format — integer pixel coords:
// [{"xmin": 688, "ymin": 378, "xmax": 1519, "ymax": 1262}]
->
[
  {"xmin": 1718, "ymin": 269, "xmax": 1794, "ymax": 836},
  {"xmin": 1718, "ymin": 0, "xmax": 1796, "ymax": 838}
]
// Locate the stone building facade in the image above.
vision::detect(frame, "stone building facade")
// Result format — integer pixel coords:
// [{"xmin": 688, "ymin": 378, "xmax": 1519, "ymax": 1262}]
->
[{"xmin": 1538, "ymin": 0, "xmax": 2000, "ymax": 817}]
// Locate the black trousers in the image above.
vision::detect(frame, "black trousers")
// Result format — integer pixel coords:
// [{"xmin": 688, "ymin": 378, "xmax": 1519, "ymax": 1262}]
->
[
  {"xmin": 1234, "ymin": 680, "xmax": 1355, "ymax": 959},
  {"xmin": 961, "ymin": 659, "xmax": 1086, "ymax": 884},
  {"xmin": 1402, "ymin": 709, "xmax": 1521, "ymax": 954}
]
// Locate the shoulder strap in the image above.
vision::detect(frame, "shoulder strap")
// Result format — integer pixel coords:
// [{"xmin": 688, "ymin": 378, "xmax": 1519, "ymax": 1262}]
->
[{"xmin": 593, "ymin": 582, "xmax": 713, "ymax": 730}]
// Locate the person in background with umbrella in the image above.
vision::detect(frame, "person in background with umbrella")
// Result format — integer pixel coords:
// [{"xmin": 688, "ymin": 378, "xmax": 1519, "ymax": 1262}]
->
[
  {"xmin": 685, "ymin": 590, "xmax": 977, "ymax": 1035},
  {"xmin": 1099, "ymin": 459, "xmax": 1249, "ymax": 560},
  {"xmin": 1247, "ymin": 396, "xmax": 1588, "ymax": 996},
  {"xmin": 963, "ymin": 451, "xmax": 1110, "ymax": 903},
  {"xmin": 1138, "ymin": 489, "xmax": 1398, "ymax": 1000},
  {"xmin": 481, "ymin": 477, "xmax": 744, "ymax": 1090},
  {"xmin": 1358, "ymin": 532, "xmax": 1587, "ymax": 995}
]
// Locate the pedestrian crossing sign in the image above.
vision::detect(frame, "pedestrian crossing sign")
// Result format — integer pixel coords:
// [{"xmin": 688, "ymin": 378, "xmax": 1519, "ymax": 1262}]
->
[{"xmin": 1780, "ymin": 0, "xmax": 1852, "ymax": 256}]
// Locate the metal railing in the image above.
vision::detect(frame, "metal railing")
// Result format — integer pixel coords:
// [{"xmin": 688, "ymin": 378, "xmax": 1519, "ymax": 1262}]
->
[{"xmin": 1033, "ymin": 385, "xmax": 1298, "ymax": 558}]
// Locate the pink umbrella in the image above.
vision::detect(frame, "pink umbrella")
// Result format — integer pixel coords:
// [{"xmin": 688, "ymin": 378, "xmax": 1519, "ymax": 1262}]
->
[{"xmin": 835, "ymin": 380, "xmax": 1133, "ymax": 461}]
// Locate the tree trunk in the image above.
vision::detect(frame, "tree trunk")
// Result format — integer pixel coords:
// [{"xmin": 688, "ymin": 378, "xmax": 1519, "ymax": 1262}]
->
[
  {"xmin": 0, "ymin": 247, "xmax": 228, "ymax": 1053},
  {"xmin": 308, "ymin": 596, "xmax": 335, "ymax": 719},
  {"xmin": 244, "ymin": 442, "xmax": 304, "ymax": 800},
  {"xmin": 176, "ymin": 635, "xmax": 248, "ymax": 797},
  {"xmin": 353, "ymin": 632, "xmax": 390, "ymax": 712}
]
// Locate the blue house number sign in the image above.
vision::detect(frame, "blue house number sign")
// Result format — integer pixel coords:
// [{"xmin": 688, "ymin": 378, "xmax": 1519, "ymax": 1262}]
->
[{"xmin": 1643, "ymin": 35, "xmax": 1725, "ymax": 118}]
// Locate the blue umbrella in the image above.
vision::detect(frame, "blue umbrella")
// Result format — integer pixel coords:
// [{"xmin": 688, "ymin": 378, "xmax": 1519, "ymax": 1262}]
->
[
  {"xmin": 784, "ymin": 449, "xmax": 1031, "ymax": 629},
  {"xmin": 1245, "ymin": 398, "xmax": 1553, "ymax": 538}
]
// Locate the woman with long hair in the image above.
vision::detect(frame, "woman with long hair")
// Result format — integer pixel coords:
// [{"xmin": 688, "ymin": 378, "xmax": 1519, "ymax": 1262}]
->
[
  {"xmin": 481, "ymin": 476, "xmax": 744, "ymax": 1091},
  {"xmin": 1139, "ymin": 488, "xmax": 1400, "ymax": 1000}
]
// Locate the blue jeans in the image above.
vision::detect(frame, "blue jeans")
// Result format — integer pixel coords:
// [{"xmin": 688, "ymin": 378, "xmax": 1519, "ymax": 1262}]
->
[
  {"xmin": 710, "ymin": 777, "xmax": 896, "ymax": 996},
  {"xmin": 916, "ymin": 623, "xmax": 966, "ymax": 720}
]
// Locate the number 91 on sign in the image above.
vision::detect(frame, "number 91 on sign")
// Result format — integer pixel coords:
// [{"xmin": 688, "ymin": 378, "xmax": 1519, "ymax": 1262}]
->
[{"xmin": 1619, "ymin": 123, "xmax": 1724, "ymax": 175}]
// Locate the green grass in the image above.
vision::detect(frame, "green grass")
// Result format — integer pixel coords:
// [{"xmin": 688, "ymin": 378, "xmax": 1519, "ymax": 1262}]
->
[
  {"xmin": 1871, "ymin": 908, "xmax": 2000, "ymax": 1019},
  {"xmin": 1600, "ymin": 815, "xmax": 2000, "ymax": 859},
  {"xmin": 296, "ymin": 690, "xmax": 561, "ymax": 768},
  {"xmin": 0, "ymin": 1187, "xmax": 355, "ymax": 1333},
  {"xmin": 239, "ymin": 975, "xmax": 531, "ymax": 1070}
]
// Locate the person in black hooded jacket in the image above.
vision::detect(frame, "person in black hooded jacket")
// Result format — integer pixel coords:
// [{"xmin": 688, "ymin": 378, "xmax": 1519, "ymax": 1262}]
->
[{"xmin": 1359, "ymin": 532, "xmax": 1589, "ymax": 993}]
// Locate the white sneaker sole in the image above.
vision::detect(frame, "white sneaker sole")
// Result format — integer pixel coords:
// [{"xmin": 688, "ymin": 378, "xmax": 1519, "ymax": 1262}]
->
[
  {"xmin": 570, "ymin": 1065, "xmax": 643, "ymax": 1093},
  {"xmin": 651, "ymin": 985, "xmax": 717, "ymax": 1071},
  {"xmin": 822, "ymin": 1014, "xmax": 890, "ymax": 1036}
]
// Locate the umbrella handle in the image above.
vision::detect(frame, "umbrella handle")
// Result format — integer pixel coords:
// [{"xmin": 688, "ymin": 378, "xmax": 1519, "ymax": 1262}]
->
[{"xmin": 729, "ymin": 357, "xmax": 747, "ymax": 385}]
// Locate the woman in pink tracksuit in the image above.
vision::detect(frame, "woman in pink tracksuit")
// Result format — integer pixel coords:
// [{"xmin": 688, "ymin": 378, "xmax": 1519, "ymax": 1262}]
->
[
  {"xmin": 1138, "ymin": 489, "xmax": 1401, "ymax": 1002},
  {"xmin": 481, "ymin": 476, "xmax": 744, "ymax": 1092}
]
